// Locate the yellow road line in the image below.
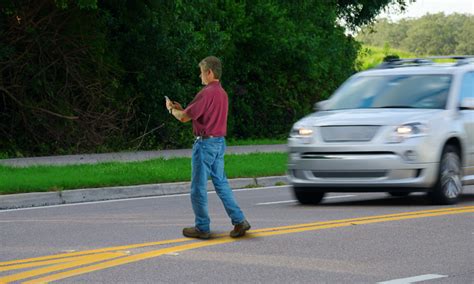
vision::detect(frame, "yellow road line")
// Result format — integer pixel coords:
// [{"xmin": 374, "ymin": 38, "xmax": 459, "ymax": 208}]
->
[
  {"xmin": 0, "ymin": 238, "xmax": 191, "ymax": 267},
  {"xmin": 0, "ymin": 252, "xmax": 126, "ymax": 283},
  {"xmin": 250, "ymin": 206, "xmax": 474, "ymax": 233},
  {"xmin": 16, "ymin": 206, "xmax": 474, "ymax": 284},
  {"xmin": 251, "ymin": 207, "xmax": 474, "ymax": 238},
  {"xmin": 4, "ymin": 206, "xmax": 471, "ymax": 268},
  {"xmin": 0, "ymin": 255, "xmax": 109, "ymax": 272},
  {"xmin": 22, "ymin": 239, "xmax": 235, "ymax": 284}
]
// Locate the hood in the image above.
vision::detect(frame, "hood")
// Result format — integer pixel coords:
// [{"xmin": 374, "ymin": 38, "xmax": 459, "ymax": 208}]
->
[{"xmin": 298, "ymin": 109, "xmax": 444, "ymax": 127}]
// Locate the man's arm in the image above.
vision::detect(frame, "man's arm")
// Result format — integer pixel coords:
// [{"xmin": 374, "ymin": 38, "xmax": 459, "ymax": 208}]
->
[
  {"xmin": 170, "ymin": 108, "xmax": 191, "ymax": 123},
  {"xmin": 166, "ymin": 100, "xmax": 191, "ymax": 123}
]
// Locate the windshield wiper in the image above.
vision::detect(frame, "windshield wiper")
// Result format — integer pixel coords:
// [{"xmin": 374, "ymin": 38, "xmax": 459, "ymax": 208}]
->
[{"xmin": 378, "ymin": 105, "xmax": 415, "ymax": 108}]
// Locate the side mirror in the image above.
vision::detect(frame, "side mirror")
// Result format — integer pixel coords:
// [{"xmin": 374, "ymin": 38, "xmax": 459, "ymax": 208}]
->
[
  {"xmin": 313, "ymin": 100, "xmax": 328, "ymax": 111},
  {"xmin": 460, "ymin": 98, "xmax": 474, "ymax": 110}
]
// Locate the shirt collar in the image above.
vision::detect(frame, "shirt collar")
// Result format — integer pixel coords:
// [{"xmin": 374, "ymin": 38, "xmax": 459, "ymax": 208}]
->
[{"xmin": 206, "ymin": 80, "xmax": 220, "ymax": 86}]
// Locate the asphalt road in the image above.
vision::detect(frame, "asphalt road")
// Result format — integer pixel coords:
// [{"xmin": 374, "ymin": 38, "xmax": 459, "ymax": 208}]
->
[{"xmin": 1, "ymin": 186, "xmax": 473, "ymax": 283}]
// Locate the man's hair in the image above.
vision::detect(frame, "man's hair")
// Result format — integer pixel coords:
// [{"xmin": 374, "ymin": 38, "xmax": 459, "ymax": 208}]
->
[{"xmin": 199, "ymin": 56, "xmax": 222, "ymax": 79}]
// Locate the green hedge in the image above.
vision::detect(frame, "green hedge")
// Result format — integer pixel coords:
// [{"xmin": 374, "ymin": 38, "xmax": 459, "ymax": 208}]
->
[{"xmin": 1, "ymin": 1, "xmax": 398, "ymax": 157}]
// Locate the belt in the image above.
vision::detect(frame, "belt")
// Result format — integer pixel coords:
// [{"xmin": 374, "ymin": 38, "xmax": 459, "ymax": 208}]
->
[{"xmin": 195, "ymin": 135, "xmax": 217, "ymax": 140}]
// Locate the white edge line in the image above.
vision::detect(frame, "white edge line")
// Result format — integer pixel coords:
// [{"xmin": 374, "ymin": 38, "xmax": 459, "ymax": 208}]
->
[
  {"xmin": 377, "ymin": 274, "xmax": 448, "ymax": 284},
  {"xmin": 257, "ymin": 200, "xmax": 297, "ymax": 205},
  {"xmin": 325, "ymin": 194, "xmax": 356, "ymax": 199},
  {"xmin": 0, "ymin": 186, "xmax": 288, "ymax": 213},
  {"xmin": 256, "ymin": 195, "xmax": 356, "ymax": 205}
]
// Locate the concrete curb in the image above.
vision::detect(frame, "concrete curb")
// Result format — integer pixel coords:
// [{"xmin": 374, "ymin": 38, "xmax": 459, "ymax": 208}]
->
[{"xmin": 0, "ymin": 176, "xmax": 288, "ymax": 210}]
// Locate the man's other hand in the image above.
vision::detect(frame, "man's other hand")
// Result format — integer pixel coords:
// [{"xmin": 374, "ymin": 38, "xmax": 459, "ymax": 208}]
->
[
  {"xmin": 172, "ymin": 102, "xmax": 183, "ymax": 110},
  {"xmin": 165, "ymin": 97, "xmax": 173, "ymax": 111}
]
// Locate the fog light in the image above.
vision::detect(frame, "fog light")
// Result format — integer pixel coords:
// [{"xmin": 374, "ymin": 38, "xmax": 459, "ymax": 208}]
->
[{"xmin": 403, "ymin": 150, "xmax": 417, "ymax": 161}]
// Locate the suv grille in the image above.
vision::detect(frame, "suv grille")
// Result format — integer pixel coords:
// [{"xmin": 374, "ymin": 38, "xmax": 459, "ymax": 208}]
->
[
  {"xmin": 313, "ymin": 171, "xmax": 387, "ymax": 178},
  {"xmin": 320, "ymin": 126, "xmax": 380, "ymax": 142}
]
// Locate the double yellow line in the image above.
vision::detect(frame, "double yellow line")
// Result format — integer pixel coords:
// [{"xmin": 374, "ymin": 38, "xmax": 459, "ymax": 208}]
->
[{"xmin": 1, "ymin": 206, "xmax": 473, "ymax": 283}]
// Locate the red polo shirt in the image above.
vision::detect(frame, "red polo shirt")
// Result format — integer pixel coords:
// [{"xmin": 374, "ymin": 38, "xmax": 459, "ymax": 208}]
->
[{"xmin": 184, "ymin": 81, "xmax": 228, "ymax": 137}]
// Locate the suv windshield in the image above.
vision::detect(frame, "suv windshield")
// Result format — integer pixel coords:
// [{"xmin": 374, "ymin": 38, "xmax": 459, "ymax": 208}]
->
[{"xmin": 325, "ymin": 75, "xmax": 452, "ymax": 110}]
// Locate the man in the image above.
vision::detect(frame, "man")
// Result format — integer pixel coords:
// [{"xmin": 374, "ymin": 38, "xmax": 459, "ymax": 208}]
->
[{"xmin": 165, "ymin": 56, "xmax": 250, "ymax": 239}]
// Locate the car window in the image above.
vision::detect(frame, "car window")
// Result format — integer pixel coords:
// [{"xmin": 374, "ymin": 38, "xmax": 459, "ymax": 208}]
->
[
  {"xmin": 326, "ymin": 75, "xmax": 452, "ymax": 110},
  {"xmin": 460, "ymin": 72, "xmax": 474, "ymax": 100}
]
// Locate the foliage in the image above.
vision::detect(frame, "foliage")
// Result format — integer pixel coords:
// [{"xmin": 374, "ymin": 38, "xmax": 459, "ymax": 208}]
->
[
  {"xmin": 356, "ymin": 45, "xmax": 416, "ymax": 70},
  {"xmin": 0, "ymin": 0, "xmax": 132, "ymax": 156},
  {"xmin": 0, "ymin": 0, "xmax": 408, "ymax": 156},
  {"xmin": 357, "ymin": 13, "xmax": 474, "ymax": 55},
  {"xmin": 336, "ymin": 0, "xmax": 411, "ymax": 30},
  {"xmin": 101, "ymin": 1, "xmax": 362, "ymax": 145}
]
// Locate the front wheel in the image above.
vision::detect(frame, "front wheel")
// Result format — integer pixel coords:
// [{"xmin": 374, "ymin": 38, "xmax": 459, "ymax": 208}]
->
[
  {"xmin": 293, "ymin": 187, "xmax": 325, "ymax": 205},
  {"xmin": 429, "ymin": 145, "xmax": 463, "ymax": 205}
]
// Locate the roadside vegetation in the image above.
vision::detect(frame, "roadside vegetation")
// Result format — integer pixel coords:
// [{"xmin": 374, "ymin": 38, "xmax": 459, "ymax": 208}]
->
[
  {"xmin": 356, "ymin": 13, "xmax": 474, "ymax": 56},
  {"xmin": 1, "ymin": 0, "xmax": 410, "ymax": 158},
  {"xmin": 356, "ymin": 45, "xmax": 416, "ymax": 70},
  {"xmin": 356, "ymin": 44, "xmax": 463, "ymax": 71},
  {"xmin": 0, "ymin": 152, "xmax": 287, "ymax": 195}
]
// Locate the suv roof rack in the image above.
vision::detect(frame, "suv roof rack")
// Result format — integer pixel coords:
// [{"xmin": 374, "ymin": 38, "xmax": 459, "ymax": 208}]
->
[
  {"xmin": 427, "ymin": 55, "xmax": 474, "ymax": 66},
  {"xmin": 374, "ymin": 55, "xmax": 474, "ymax": 69},
  {"xmin": 374, "ymin": 58, "xmax": 433, "ymax": 69}
]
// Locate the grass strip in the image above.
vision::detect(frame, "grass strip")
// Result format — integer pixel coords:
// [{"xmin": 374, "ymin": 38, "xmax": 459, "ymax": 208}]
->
[
  {"xmin": 226, "ymin": 139, "xmax": 286, "ymax": 146},
  {"xmin": 0, "ymin": 152, "xmax": 287, "ymax": 195}
]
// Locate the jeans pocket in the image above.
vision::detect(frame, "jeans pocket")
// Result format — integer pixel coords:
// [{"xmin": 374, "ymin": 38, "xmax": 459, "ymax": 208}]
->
[{"xmin": 202, "ymin": 141, "xmax": 221, "ymax": 164}]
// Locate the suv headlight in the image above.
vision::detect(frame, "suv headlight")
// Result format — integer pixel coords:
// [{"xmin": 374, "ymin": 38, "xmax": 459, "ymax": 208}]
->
[
  {"xmin": 290, "ymin": 126, "xmax": 314, "ymax": 138},
  {"xmin": 387, "ymin": 122, "xmax": 429, "ymax": 143}
]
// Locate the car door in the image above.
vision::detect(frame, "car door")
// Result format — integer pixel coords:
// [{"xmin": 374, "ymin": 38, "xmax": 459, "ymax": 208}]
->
[{"xmin": 459, "ymin": 71, "xmax": 474, "ymax": 175}]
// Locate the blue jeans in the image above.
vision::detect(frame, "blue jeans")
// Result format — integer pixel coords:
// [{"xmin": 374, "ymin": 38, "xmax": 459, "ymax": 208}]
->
[{"xmin": 191, "ymin": 137, "xmax": 245, "ymax": 233}]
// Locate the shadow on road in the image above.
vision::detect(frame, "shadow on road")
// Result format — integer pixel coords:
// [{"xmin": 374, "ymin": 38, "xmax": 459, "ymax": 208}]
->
[{"xmin": 311, "ymin": 193, "xmax": 474, "ymax": 207}]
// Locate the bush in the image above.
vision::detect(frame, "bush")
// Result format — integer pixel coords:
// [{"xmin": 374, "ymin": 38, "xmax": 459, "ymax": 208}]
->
[
  {"xmin": 1, "ymin": 1, "xmax": 387, "ymax": 156},
  {"xmin": 102, "ymin": 1, "xmax": 359, "ymax": 148}
]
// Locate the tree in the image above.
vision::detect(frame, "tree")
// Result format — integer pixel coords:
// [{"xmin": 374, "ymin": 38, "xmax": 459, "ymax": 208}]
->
[
  {"xmin": 1, "ymin": 0, "xmax": 410, "ymax": 156},
  {"xmin": 356, "ymin": 12, "xmax": 474, "ymax": 56},
  {"xmin": 0, "ymin": 0, "xmax": 131, "ymax": 155},
  {"xmin": 456, "ymin": 16, "xmax": 474, "ymax": 54},
  {"xmin": 336, "ymin": 0, "xmax": 411, "ymax": 30}
]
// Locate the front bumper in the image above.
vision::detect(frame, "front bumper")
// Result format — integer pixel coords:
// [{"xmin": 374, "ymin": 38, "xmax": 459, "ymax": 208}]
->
[{"xmin": 287, "ymin": 139, "xmax": 439, "ymax": 190}]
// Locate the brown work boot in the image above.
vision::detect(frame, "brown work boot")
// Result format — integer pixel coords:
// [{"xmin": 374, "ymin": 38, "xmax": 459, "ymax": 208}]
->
[
  {"xmin": 182, "ymin": 227, "xmax": 211, "ymax": 239},
  {"xmin": 230, "ymin": 220, "xmax": 251, "ymax": 238}
]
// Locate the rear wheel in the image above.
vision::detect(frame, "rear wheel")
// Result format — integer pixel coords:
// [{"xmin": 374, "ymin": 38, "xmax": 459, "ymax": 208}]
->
[
  {"xmin": 388, "ymin": 192, "xmax": 411, "ymax": 197},
  {"xmin": 293, "ymin": 187, "xmax": 325, "ymax": 205},
  {"xmin": 429, "ymin": 145, "xmax": 462, "ymax": 205}
]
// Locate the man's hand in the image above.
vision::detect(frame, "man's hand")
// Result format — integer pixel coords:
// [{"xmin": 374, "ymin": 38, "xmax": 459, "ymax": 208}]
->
[
  {"xmin": 165, "ymin": 97, "xmax": 174, "ymax": 112},
  {"xmin": 165, "ymin": 97, "xmax": 184, "ymax": 112},
  {"xmin": 172, "ymin": 102, "xmax": 183, "ymax": 110},
  {"xmin": 165, "ymin": 97, "xmax": 191, "ymax": 123}
]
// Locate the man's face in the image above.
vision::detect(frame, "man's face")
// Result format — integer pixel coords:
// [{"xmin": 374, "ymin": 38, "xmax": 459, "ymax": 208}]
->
[{"xmin": 199, "ymin": 66, "xmax": 211, "ymax": 85}]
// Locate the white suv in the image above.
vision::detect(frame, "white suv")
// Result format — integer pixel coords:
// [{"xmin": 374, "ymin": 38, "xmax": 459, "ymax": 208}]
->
[{"xmin": 287, "ymin": 57, "xmax": 474, "ymax": 205}]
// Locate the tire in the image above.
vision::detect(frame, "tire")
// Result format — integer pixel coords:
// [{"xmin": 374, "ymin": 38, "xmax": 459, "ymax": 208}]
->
[
  {"xmin": 293, "ymin": 187, "xmax": 325, "ymax": 205},
  {"xmin": 429, "ymin": 145, "xmax": 463, "ymax": 205},
  {"xmin": 388, "ymin": 192, "xmax": 411, "ymax": 197}
]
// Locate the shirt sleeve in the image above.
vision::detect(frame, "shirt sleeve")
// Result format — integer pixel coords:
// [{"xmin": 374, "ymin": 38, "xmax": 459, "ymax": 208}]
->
[{"xmin": 184, "ymin": 92, "xmax": 207, "ymax": 120}]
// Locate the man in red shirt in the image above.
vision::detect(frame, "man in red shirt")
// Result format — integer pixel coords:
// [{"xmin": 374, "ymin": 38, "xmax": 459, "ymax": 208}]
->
[{"xmin": 166, "ymin": 56, "xmax": 250, "ymax": 239}]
